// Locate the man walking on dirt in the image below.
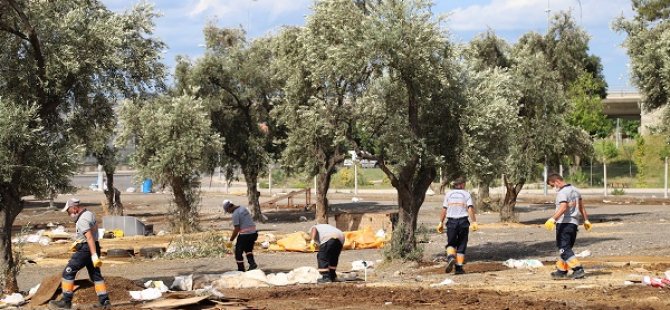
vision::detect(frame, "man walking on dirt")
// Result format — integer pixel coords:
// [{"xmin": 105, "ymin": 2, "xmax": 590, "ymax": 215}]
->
[
  {"xmin": 49, "ymin": 198, "xmax": 110, "ymax": 310},
  {"xmin": 437, "ymin": 177, "xmax": 478, "ymax": 274},
  {"xmin": 309, "ymin": 224, "xmax": 345, "ymax": 283},
  {"xmin": 223, "ymin": 200, "xmax": 258, "ymax": 271},
  {"xmin": 544, "ymin": 173, "xmax": 592, "ymax": 279}
]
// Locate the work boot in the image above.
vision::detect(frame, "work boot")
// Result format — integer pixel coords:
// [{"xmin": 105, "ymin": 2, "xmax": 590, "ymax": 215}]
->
[
  {"xmin": 48, "ymin": 300, "xmax": 72, "ymax": 310},
  {"xmin": 317, "ymin": 274, "xmax": 332, "ymax": 283},
  {"xmin": 329, "ymin": 269, "xmax": 337, "ymax": 282},
  {"xmin": 246, "ymin": 254, "xmax": 257, "ymax": 271},
  {"xmin": 454, "ymin": 265, "xmax": 466, "ymax": 275},
  {"xmin": 247, "ymin": 263, "xmax": 258, "ymax": 271},
  {"xmin": 571, "ymin": 268, "xmax": 586, "ymax": 279},
  {"xmin": 551, "ymin": 270, "xmax": 569, "ymax": 280},
  {"xmin": 237, "ymin": 263, "xmax": 245, "ymax": 272},
  {"xmin": 92, "ymin": 300, "xmax": 112, "ymax": 309},
  {"xmin": 445, "ymin": 256, "xmax": 456, "ymax": 273}
]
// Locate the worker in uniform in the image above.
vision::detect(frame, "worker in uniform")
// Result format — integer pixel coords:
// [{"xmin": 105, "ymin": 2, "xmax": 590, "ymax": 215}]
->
[
  {"xmin": 437, "ymin": 177, "xmax": 478, "ymax": 274},
  {"xmin": 223, "ymin": 199, "xmax": 258, "ymax": 271},
  {"xmin": 545, "ymin": 173, "xmax": 592, "ymax": 279},
  {"xmin": 49, "ymin": 198, "xmax": 110, "ymax": 310},
  {"xmin": 309, "ymin": 224, "xmax": 345, "ymax": 283}
]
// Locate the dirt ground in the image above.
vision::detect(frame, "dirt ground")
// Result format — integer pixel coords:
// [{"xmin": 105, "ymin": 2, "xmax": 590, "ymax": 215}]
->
[{"xmin": 12, "ymin": 189, "xmax": 670, "ymax": 309}]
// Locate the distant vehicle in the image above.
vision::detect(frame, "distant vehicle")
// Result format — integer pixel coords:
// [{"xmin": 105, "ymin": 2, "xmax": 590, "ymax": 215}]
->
[
  {"xmin": 342, "ymin": 159, "xmax": 378, "ymax": 168},
  {"xmin": 360, "ymin": 159, "xmax": 378, "ymax": 168}
]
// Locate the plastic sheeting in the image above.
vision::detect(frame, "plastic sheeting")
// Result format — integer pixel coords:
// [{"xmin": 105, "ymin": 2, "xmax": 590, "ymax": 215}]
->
[{"xmin": 269, "ymin": 227, "xmax": 387, "ymax": 252}]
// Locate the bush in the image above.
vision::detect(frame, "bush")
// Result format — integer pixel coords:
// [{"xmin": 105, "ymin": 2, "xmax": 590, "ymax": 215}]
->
[
  {"xmin": 163, "ymin": 232, "xmax": 232, "ymax": 259},
  {"xmin": 611, "ymin": 188, "xmax": 625, "ymax": 195}
]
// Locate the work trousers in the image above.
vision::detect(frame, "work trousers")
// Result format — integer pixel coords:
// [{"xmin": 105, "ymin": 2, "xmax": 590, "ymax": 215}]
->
[{"xmin": 61, "ymin": 242, "xmax": 109, "ymax": 304}]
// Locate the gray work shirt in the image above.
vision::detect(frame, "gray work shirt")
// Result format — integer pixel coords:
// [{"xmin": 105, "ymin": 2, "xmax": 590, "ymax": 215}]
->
[
  {"xmin": 232, "ymin": 206, "xmax": 257, "ymax": 234},
  {"xmin": 443, "ymin": 189, "xmax": 474, "ymax": 219},
  {"xmin": 75, "ymin": 210, "xmax": 98, "ymax": 242},
  {"xmin": 555, "ymin": 184, "xmax": 581, "ymax": 225},
  {"xmin": 311, "ymin": 224, "xmax": 345, "ymax": 245}
]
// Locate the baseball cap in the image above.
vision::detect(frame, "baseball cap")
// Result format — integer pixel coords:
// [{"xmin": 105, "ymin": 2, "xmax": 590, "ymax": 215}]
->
[
  {"xmin": 61, "ymin": 198, "xmax": 80, "ymax": 212},
  {"xmin": 222, "ymin": 199, "xmax": 233, "ymax": 213}
]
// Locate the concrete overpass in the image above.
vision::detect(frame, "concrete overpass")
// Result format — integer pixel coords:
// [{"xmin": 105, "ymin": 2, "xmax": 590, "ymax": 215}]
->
[
  {"xmin": 602, "ymin": 91, "xmax": 641, "ymax": 120},
  {"xmin": 602, "ymin": 91, "xmax": 666, "ymax": 135}
]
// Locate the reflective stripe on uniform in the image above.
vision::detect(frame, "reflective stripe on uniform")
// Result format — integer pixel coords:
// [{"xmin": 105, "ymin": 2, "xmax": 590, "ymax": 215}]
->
[
  {"xmin": 555, "ymin": 260, "xmax": 569, "ymax": 271},
  {"xmin": 446, "ymin": 246, "xmax": 456, "ymax": 256},
  {"xmin": 61, "ymin": 279, "xmax": 75, "ymax": 293},
  {"xmin": 94, "ymin": 281, "xmax": 108, "ymax": 295}
]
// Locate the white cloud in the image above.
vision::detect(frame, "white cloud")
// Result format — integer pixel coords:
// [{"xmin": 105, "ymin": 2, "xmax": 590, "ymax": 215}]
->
[
  {"xmin": 187, "ymin": 0, "xmax": 310, "ymax": 21},
  {"xmin": 448, "ymin": 0, "xmax": 633, "ymax": 32}
]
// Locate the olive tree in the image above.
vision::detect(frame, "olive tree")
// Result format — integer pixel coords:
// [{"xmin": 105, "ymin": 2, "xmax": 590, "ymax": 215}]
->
[
  {"xmin": 117, "ymin": 95, "xmax": 221, "ymax": 233},
  {"xmin": 176, "ymin": 27, "xmax": 281, "ymax": 222},
  {"xmin": 0, "ymin": 0, "xmax": 165, "ymax": 291},
  {"xmin": 273, "ymin": 0, "xmax": 369, "ymax": 224},
  {"xmin": 352, "ymin": 0, "xmax": 466, "ymax": 258}
]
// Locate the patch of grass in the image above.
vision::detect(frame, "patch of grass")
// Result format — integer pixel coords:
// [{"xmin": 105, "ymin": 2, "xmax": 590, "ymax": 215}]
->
[
  {"xmin": 163, "ymin": 232, "xmax": 232, "ymax": 259},
  {"xmin": 611, "ymin": 188, "xmax": 625, "ymax": 196}
]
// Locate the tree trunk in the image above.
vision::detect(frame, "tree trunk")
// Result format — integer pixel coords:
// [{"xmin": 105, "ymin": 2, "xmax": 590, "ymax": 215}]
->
[
  {"xmin": 0, "ymin": 187, "xmax": 23, "ymax": 293},
  {"xmin": 500, "ymin": 175, "xmax": 524, "ymax": 222},
  {"xmin": 170, "ymin": 176, "xmax": 195, "ymax": 234},
  {"xmin": 315, "ymin": 170, "xmax": 334, "ymax": 224},
  {"xmin": 103, "ymin": 171, "xmax": 122, "ymax": 216},
  {"xmin": 242, "ymin": 168, "xmax": 263, "ymax": 223},
  {"xmin": 384, "ymin": 163, "xmax": 436, "ymax": 259},
  {"xmin": 476, "ymin": 180, "xmax": 491, "ymax": 211}
]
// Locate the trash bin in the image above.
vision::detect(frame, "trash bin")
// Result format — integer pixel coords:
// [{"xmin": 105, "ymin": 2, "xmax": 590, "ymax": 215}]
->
[{"xmin": 142, "ymin": 179, "xmax": 153, "ymax": 193}]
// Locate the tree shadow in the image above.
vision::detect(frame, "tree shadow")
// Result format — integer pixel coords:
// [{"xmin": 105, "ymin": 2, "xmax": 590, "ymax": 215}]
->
[
  {"xmin": 434, "ymin": 236, "xmax": 621, "ymax": 262},
  {"xmin": 262, "ymin": 210, "xmax": 315, "ymax": 223},
  {"xmin": 520, "ymin": 212, "xmax": 646, "ymax": 225}
]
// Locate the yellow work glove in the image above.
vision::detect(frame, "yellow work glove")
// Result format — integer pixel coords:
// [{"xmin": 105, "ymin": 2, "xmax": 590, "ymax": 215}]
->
[
  {"xmin": 308, "ymin": 240, "xmax": 316, "ymax": 252},
  {"xmin": 583, "ymin": 220, "xmax": 592, "ymax": 232},
  {"xmin": 224, "ymin": 241, "xmax": 233, "ymax": 250},
  {"xmin": 470, "ymin": 222, "xmax": 479, "ymax": 231},
  {"xmin": 69, "ymin": 241, "xmax": 79, "ymax": 253},
  {"xmin": 91, "ymin": 254, "xmax": 103, "ymax": 268},
  {"xmin": 544, "ymin": 218, "xmax": 556, "ymax": 231},
  {"xmin": 436, "ymin": 223, "xmax": 444, "ymax": 234}
]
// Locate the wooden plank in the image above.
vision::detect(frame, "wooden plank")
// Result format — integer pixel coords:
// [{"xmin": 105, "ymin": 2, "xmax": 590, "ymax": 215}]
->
[
  {"xmin": 140, "ymin": 295, "xmax": 209, "ymax": 309},
  {"xmin": 27, "ymin": 273, "xmax": 61, "ymax": 306}
]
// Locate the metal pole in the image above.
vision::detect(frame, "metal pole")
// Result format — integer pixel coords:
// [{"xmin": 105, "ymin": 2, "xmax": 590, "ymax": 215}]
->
[
  {"xmin": 268, "ymin": 164, "xmax": 272, "ymax": 195},
  {"xmin": 314, "ymin": 176, "xmax": 317, "ymax": 195},
  {"xmin": 559, "ymin": 164, "xmax": 563, "ymax": 177},
  {"xmin": 354, "ymin": 160, "xmax": 358, "ymax": 196},
  {"xmin": 603, "ymin": 162, "xmax": 608, "ymax": 197},
  {"xmin": 97, "ymin": 164, "xmax": 104, "ymax": 191},
  {"xmin": 543, "ymin": 163, "xmax": 548, "ymax": 196},
  {"xmin": 665, "ymin": 157, "xmax": 668, "ymax": 199}
]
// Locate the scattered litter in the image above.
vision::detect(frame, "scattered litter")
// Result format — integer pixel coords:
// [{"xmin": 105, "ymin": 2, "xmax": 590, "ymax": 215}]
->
[
  {"xmin": 624, "ymin": 281, "xmax": 635, "ymax": 286},
  {"xmin": 1, "ymin": 293, "xmax": 25, "ymax": 305},
  {"xmin": 375, "ymin": 229, "xmax": 385, "ymax": 239},
  {"xmin": 261, "ymin": 214, "xmax": 269, "ymax": 221},
  {"xmin": 352, "ymin": 197, "xmax": 361, "ymax": 202},
  {"xmin": 261, "ymin": 240, "xmax": 270, "ymax": 249},
  {"xmin": 430, "ymin": 278, "xmax": 456, "ymax": 287},
  {"xmin": 299, "ymin": 216, "xmax": 308, "ymax": 222},
  {"xmin": 211, "ymin": 267, "xmax": 321, "ymax": 289},
  {"xmin": 351, "ymin": 260, "xmax": 374, "ymax": 271},
  {"xmin": 126, "ymin": 187, "xmax": 136, "ymax": 193},
  {"xmin": 144, "ymin": 280, "xmax": 169, "ymax": 293},
  {"xmin": 156, "ymin": 230, "xmax": 167, "ymax": 236},
  {"xmin": 129, "ymin": 288, "xmax": 162, "ymax": 301},
  {"xmin": 27, "ymin": 283, "xmax": 41, "ymax": 300},
  {"xmin": 575, "ymin": 250, "xmax": 591, "ymax": 258},
  {"xmin": 642, "ymin": 276, "xmax": 666, "ymax": 288},
  {"xmin": 503, "ymin": 259, "xmax": 543, "ymax": 269},
  {"xmin": 171, "ymin": 275, "xmax": 194, "ymax": 291},
  {"xmin": 263, "ymin": 233, "xmax": 276, "ymax": 243}
]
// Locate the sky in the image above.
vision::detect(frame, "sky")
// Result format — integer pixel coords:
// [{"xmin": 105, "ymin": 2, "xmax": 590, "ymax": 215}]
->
[{"xmin": 102, "ymin": 0, "xmax": 636, "ymax": 91}]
